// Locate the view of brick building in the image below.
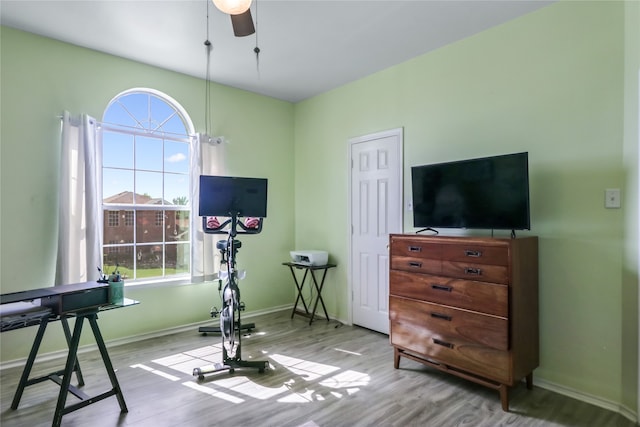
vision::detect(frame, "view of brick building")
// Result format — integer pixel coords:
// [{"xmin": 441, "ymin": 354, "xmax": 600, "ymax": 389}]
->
[{"xmin": 103, "ymin": 191, "xmax": 189, "ymax": 276}]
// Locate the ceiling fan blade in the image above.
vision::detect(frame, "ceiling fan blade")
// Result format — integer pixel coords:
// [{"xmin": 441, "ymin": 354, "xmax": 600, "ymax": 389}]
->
[{"xmin": 230, "ymin": 9, "xmax": 255, "ymax": 37}]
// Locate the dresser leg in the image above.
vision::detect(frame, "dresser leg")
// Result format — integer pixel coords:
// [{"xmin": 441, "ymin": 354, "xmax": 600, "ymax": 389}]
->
[
  {"xmin": 499, "ymin": 384, "xmax": 509, "ymax": 411},
  {"xmin": 526, "ymin": 373, "xmax": 533, "ymax": 390},
  {"xmin": 393, "ymin": 348, "xmax": 400, "ymax": 369}
]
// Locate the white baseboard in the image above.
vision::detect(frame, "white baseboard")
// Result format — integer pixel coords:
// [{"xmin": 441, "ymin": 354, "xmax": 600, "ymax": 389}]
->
[{"xmin": 534, "ymin": 378, "xmax": 638, "ymax": 424}]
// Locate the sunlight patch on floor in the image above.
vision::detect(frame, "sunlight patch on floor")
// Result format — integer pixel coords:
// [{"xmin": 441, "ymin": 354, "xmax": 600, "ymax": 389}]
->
[
  {"xmin": 277, "ymin": 388, "xmax": 317, "ymax": 403},
  {"xmin": 130, "ymin": 347, "xmax": 370, "ymax": 405},
  {"xmin": 319, "ymin": 369, "xmax": 370, "ymax": 389},
  {"xmin": 333, "ymin": 348, "xmax": 362, "ymax": 356},
  {"xmin": 130, "ymin": 363, "xmax": 181, "ymax": 381},
  {"xmin": 182, "ymin": 381, "xmax": 244, "ymax": 403},
  {"xmin": 212, "ymin": 375, "xmax": 289, "ymax": 400},
  {"xmin": 151, "ymin": 345, "xmax": 222, "ymax": 375},
  {"xmin": 269, "ymin": 353, "xmax": 340, "ymax": 380}
]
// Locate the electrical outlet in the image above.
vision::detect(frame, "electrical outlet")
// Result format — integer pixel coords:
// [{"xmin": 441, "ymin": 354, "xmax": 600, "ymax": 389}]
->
[{"xmin": 605, "ymin": 188, "xmax": 621, "ymax": 209}]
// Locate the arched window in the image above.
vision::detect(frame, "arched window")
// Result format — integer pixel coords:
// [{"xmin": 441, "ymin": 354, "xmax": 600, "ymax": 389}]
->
[{"xmin": 101, "ymin": 89, "xmax": 195, "ymax": 282}]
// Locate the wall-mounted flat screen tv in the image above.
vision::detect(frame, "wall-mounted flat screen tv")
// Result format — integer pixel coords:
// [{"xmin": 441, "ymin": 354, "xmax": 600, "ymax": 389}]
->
[
  {"xmin": 411, "ymin": 152, "xmax": 530, "ymax": 231},
  {"xmin": 199, "ymin": 175, "xmax": 268, "ymax": 218}
]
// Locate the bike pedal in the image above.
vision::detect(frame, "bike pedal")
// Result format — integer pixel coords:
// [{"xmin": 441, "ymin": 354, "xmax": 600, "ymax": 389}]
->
[
  {"xmin": 239, "ymin": 302, "xmax": 246, "ymax": 311},
  {"xmin": 210, "ymin": 307, "xmax": 219, "ymax": 317}
]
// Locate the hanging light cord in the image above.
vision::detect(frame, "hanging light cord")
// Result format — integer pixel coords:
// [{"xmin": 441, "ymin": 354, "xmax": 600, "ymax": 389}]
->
[
  {"xmin": 204, "ymin": 0, "xmax": 213, "ymax": 135},
  {"xmin": 254, "ymin": 0, "xmax": 260, "ymax": 76}
]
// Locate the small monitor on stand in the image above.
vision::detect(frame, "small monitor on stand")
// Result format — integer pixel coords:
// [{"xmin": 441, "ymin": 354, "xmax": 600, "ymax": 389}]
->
[
  {"xmin": 199, "ymin": 175, "xmax": 267, "ymax": 218},
  {"xmin": 199, "ymin": 175, "xmax": 267, "ymax": 235}
]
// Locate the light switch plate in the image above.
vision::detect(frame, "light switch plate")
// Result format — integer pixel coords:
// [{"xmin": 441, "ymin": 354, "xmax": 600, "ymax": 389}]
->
[{"xmin": 605, "ymin": 188, "xmax": 621, "ymax": 209}]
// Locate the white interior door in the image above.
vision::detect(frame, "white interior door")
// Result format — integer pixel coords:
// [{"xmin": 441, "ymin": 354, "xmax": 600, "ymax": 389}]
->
[{"xmin": 349, "ymin": 128, "xmax": 403, "ymax": 334}]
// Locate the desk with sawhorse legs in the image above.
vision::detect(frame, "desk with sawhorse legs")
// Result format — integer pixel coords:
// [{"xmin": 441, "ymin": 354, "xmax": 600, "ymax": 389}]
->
[
  {"xmin": 282, "ymin": 262, "xmax": 336, "ymax": 325},
  {"xmin": 1, "ymin": 282, "xmax": 138, "ymax": 427}
]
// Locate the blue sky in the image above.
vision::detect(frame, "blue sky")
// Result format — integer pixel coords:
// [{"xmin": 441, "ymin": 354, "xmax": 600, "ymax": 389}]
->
[{"xmin": 102, "ymin": 93, "xmax": 191, "ymax": 205}]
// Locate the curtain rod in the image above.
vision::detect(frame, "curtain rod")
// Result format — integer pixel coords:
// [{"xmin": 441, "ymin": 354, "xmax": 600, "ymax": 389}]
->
[{"xmin": 58, "ymin": 113, "xmax": 194, "ymax": 143}]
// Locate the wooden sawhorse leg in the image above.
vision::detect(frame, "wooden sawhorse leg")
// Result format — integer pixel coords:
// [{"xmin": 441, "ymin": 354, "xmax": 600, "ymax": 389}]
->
[
  {"xmin": 11, "ymin": 316, "xmax": 49, "ymax": 410},
  {"xmin": 52, "ymin": 312, "xmax": 128, "ymax": 427},
  {"xmin": 11, "ymin": 316, "xmax": 86, "ymax": 411}
]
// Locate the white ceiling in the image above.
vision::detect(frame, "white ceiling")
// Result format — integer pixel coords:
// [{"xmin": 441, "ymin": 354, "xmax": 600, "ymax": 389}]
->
[{"xmin": 0, "ymin": 0, "xmax": 553, "ymax": 103}]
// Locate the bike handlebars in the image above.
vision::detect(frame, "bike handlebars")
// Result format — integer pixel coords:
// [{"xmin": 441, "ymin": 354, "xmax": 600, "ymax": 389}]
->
[{"xmin": 202, "ymin": 215, "xmax": 263, "ymax": 235}]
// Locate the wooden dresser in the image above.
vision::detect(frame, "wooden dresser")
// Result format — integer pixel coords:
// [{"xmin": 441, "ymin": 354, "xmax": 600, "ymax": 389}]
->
[{"xmin": 389, "ymin": 234, "xmax": 538, "ymax": 411}]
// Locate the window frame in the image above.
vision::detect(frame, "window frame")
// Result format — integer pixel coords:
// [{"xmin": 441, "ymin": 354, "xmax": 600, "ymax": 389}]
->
[{"xmin": 100, "ymin": 88, "xmax": 196, "ymax": 287}]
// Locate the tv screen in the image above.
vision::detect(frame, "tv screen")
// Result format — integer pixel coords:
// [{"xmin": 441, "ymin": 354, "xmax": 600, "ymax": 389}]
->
[
  {"xmin": 199, "ymin": 175, "xmax": 268, "ymax": 218},
  {"xmin": 411, "ymin": 152, "xmax": 530, "ymax": 231}
]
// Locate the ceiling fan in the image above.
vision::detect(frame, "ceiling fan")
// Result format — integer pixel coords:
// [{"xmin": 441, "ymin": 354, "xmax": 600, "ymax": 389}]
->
[{"xmin": 212, "ymin": 0, "xmax": 256, "ymax": 37}]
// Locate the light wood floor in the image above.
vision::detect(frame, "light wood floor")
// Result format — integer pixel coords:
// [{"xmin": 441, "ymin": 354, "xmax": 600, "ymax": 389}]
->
[{"xmin": 1, "ymin": 310, "xmax": 635, "ymax": 427}]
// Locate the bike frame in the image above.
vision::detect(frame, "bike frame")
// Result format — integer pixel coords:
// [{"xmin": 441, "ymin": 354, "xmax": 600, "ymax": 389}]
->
[{"xmin": 193, "ymin": 213, "xmax": 269, "ymax": 379}]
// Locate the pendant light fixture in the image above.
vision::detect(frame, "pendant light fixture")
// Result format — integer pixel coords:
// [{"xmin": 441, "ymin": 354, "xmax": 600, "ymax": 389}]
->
[
  {"xmin": 212, "ymin": 0, "xmax": 255, "ymax": 37},
  {"xmin": 212, "ymin": 0, "xmax": 251, "ymax": 15},
  {"xmin": 230, "ymin": 9, "xmax": 255, "ymax": 37}
]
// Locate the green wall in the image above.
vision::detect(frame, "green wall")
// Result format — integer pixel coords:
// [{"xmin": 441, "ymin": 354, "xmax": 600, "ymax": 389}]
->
[
  {"xmin": 622, "ymin": 0, "xmax": 640, "ymax": 416},
  {"xmin": 1, "ymin": 0, "xmax": 638, "ymax": 419},
  {"xmin": 0, "ymin": 27, "xmax": 296, "ymax": 359},
  {"xmin": 293, "ymin": 0, "xmax": 638, "ymax": 417}
]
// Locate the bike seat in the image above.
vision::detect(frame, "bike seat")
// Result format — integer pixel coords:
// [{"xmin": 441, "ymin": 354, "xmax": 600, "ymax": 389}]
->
[{"xmin": 217, "ymin": 239, "xmax": 242, "ymax": 251}]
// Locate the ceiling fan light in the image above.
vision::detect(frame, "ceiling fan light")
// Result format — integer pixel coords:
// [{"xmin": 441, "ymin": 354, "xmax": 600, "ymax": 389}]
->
[
  {"xmin": 230, "ymin": 9, "xmax": 255, "ymax": 37},
  {"xmin": 212, "ymin": 0, "xmax": 252, "ymax": 15}
]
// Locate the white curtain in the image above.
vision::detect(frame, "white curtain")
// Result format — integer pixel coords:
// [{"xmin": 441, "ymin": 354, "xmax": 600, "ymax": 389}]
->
[
  {"xmin": 55, "ymin": 112, "xmax": 102, "ymax": 285},
  {"xmin": 191, "ymin": 133, "xmax": 226, "ymax": 283}
]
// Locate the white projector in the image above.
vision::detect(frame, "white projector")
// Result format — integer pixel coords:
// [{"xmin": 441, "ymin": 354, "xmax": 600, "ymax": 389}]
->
[{"xmin": 290, "ymin": 250, "xmax": 329, "ymax": 266}]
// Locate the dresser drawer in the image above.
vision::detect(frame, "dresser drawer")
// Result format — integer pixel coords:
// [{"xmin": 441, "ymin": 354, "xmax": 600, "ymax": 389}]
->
[
  {"xmin": 390, "ymin": 256, "xmax": 442, "ymax": 275},
  {"xmin": 390, "ymin": 238, "xmax": 441, "ymax": 260},
  {"xmin": 390, "ymin": 297, "xmax": 510, "ymax": 383},
  {"xmin": 441, "ymin": 243, "xmax": 509, "ymax": 266},
  {"xmin": 391, "ymin": 321, "xmax": 511, "ymax": 383},
  {"xmin": 389, "ymin": 296, "xmax": 508, "ymax": 351},
  {"xmin": 389, "ymin": 270, "xmax": 508, "ymax": 317},
  {"xmin": 442, "ymin": 261, "xmax": 509, "ymax": 284}
]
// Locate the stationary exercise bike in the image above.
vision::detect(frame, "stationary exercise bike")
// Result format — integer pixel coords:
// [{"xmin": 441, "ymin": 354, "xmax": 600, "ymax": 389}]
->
[{"xmin": 193, "ymin": 175, "xmax": 270, "ymax": 380}]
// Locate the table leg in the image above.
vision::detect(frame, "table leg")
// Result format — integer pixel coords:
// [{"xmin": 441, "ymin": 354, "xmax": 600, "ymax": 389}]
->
[
  {"xmin": 308, "ymin": 268, "xmax": 331, "ymax": 325},
  {"xmin": 51, "ymin": 313, "xmax": 128, "ymax": 426},
  {"xmin": 289, "ymin": 266, "xmax": 310, "ymax": 318},
  {"xmin": 88, "ymin": 314, "xmax": 128, "ymax": 413},
  {"xmin": 11, "ymin": 316, "xmax": 49, "ymax": 410},
  {"xmin": 61, "ymin": 317, "xmax": 84, "ymax": 387},
  {"xmin": 53, "ymin": 315, "xmax": 85, "ymax": 427}
]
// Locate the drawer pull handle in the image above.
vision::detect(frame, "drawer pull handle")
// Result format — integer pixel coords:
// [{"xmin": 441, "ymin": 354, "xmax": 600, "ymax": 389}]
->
[
  {"xmin": 431, "ymin": 312, "xmax": 452, "ymax": 321},
  {"xmin": 433, "ymin": 338, "xmax": 454, "ymax": 349},
  {"xmin": 464, "ymin": 267, "xmax": 482, "ymax": 276},
  {"xmin": 408, "ymin": 261, "xmax": 422, "ymax": 268},
  {"xmin": 465, "ymin": 250, "xmax": 482, "ymax": 258},
  {"xmin": 408, "ymin": 246, "xmax": 422, "ymax": 252},
  {"xmin": 431, "ymin": 284, "xmax": 452, "ymax": 292}
]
